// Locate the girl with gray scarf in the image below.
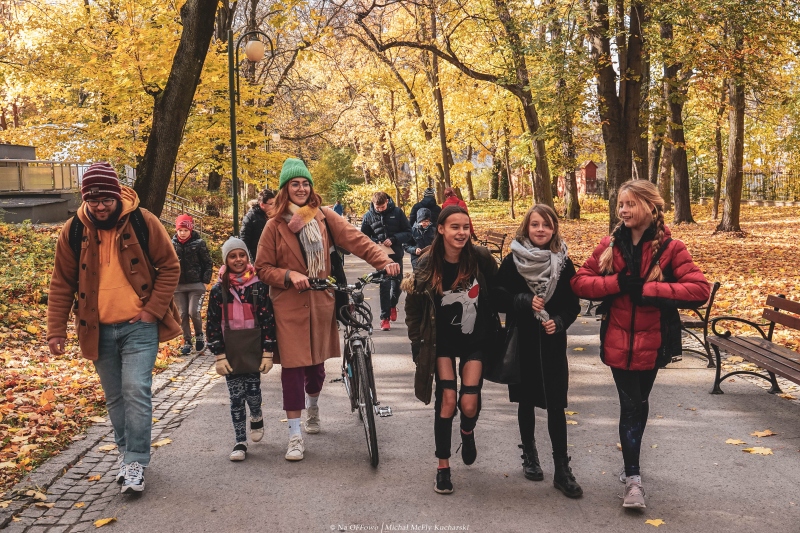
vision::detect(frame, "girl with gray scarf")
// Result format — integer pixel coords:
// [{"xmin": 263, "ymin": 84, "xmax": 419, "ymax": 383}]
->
[{"xmin": 493, "ymin": 204, "xmax": 583, "ymax": 499}]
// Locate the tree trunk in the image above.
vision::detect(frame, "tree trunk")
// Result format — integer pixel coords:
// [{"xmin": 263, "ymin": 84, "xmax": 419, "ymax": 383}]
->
[
  {"xmin": 712, "ymin": 84, "xmax": 727, "ymax": 220},
  {"xmin": 717, "ymin": 71, "xmax": 745, "ymax": 233},
  {"xmin": 465, "ymin": 145, "xmax": 476, "ymax": 200},
  {"xmin": 658, "ymin": 132, "xmax": 673, "ymax": 211},
  {"xmin": 429, "ymin": 10, "xmax": 451, "ymax": 188},
  {"xmin": 661, "ymin": 22, "xmax": 694, "ymax": 223},
  {"xmin": 636, "ymin": 52, "xmax": 650, "ymax": 182},
  {"xmin": 587, "ymin": 0, "xmax": 647, "ymax": 230},
  {"xmin": 648, "ymin": 131, "xmax": 663, "ymax": 184},
  {"xmin": 490, "ymin": 151, "xmax": 500, "ymax": 199},
  {"xmin": 134, "ymin": 0, "xmax": 219, "ymax": 216},
  {"xmin": 565, "ymin": 169, "xmax": 580, "ymax": 220},
  {"xmin": 504, "ymin": 132, "xmax": 515, "ymax": 218}
]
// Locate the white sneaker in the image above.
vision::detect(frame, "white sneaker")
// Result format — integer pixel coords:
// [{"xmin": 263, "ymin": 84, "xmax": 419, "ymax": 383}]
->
[
  {"xmin": 250, "ymin": 417, "xmax": 264, "ymax": 442},
  {"xmin": 285, "ymin": 435, "xmax": 305, "ymax": 461},
  {"xmin": 304, "ymin": 406, "xmax": 320, "ymax": 434},
  {"xmin": 623, "ymin": 475, "xmax": 646, "ymax": 509},
  {"xmin": 230, "ymin": 443, "xmax": 247, "ymax": 461},
  {"xmin": 121, "ymin": 461, "xmax": 145, "ymax": 494},
  {"xmin": 115, "ymin": 456, "xmax": 126, "ymax": 484}
]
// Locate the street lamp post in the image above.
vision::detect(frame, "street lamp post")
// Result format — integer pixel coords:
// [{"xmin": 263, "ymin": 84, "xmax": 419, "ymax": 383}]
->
[{"xmin": 228, "ymin": 29, "xmax": 275, "ymax": 237}]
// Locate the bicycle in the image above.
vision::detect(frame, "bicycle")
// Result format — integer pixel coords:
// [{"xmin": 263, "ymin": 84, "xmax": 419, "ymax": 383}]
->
[{"xmin": 304, "ymin": 270, "xmax": 390, "ymax": 467}]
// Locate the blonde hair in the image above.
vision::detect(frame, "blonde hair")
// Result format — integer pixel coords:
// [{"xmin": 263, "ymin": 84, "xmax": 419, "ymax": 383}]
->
[
  {"xmin": 598, "ymin": 180, "xmax": 667, "ymax": 282},
  {"xmin": 516, "ymin": 204, "xmax": 563, "ymax": 253}
]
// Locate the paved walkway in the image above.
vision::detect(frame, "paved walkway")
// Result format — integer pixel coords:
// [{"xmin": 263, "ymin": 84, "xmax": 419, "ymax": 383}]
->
[{"xmin": 3, "ymin": 257, "xmax": 800, "ymax": 532}]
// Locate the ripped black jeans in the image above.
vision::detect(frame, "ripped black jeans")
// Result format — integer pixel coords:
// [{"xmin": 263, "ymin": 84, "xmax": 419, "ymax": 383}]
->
[
  {"xmin": 434, "ymin": 354, "xmax": 483, "ymax": 459},
  {"xmin": 611, "ymin": 367, "xmax": 659, "ymax": 477}
]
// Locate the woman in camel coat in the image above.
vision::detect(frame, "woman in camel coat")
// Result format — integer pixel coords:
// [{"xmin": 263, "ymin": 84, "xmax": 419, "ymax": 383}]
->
[{"xmin": 255, "ymin": 157, "xmax": 400, "ymax": 461}]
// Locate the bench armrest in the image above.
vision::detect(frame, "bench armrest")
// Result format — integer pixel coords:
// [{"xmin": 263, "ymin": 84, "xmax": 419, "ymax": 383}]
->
[{"xmin": 710, "ymin": 316, "xmax": 769, "ymax": 340}]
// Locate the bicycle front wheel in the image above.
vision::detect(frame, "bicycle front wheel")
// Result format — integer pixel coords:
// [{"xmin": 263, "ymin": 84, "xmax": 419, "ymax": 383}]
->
[{"xmin": 354, "ymin": 345, "xmax": 379, "ymax": 467}]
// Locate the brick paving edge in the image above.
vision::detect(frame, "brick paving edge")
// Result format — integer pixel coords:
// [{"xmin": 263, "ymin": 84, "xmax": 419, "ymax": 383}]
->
[{"xmin": 0, "ymin": 350, "xmax": 208, "ymax": 528}]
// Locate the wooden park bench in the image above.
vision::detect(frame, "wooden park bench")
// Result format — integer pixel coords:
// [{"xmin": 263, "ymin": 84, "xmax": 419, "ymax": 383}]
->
[
  {"xmin": 676, "ymin": 281, "xmax": 721, "ymax": 367},
  {"xmin": 478, "ymin": 230, "xmax": 507, "ymax": 262},
  {"xmin": 709, "ymin": 294, "xmax": 800, "ymax": 394}
]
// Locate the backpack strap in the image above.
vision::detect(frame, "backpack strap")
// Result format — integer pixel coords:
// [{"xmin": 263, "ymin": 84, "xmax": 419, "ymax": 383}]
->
[
  {"xmin": 68, "ymin": 215, "xmax": 85, "ymax": 262},
  {"xmin": 128, "ymin": 208, "xmax": 150, "ymax": 260}
]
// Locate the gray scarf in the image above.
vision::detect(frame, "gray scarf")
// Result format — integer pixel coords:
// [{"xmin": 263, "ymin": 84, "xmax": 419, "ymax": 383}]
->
[{"xmin": 510, "ymin": 238, "xmax": 568, "ymax": 322}]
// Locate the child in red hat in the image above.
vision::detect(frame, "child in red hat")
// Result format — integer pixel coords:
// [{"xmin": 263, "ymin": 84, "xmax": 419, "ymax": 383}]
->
[{"xmin": 172, "ymin": 215, "xmax": 213, "ymax": 354}]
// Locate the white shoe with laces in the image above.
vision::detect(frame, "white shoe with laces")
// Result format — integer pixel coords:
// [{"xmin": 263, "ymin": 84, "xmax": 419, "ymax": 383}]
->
[
  {"xmin": 622, "ymin": 475, "xmax": 646, "ymax": 509},
  {"xmin": 121, "ymin": 461, "xmax": 145, "ymax": 494},
  {"xmin": 250, "ymin": 417, "xmax": 264, "ymax": 442},
  {"xmin": 285, "ymin": 435, "xmax": 305, "ymax": 461},
  {"xmin": 115, "ymin": 456, "xmax": 126, "ymax": 484},
  {"xmin": 304, "ymin": 406, "xmax": 320, "ymax": 434}
]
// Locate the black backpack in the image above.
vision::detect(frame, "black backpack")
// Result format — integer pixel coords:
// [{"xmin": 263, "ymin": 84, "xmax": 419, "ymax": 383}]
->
[{"xmin": 68, "ymin": 208, "xmax": 150, "ymax": 262}]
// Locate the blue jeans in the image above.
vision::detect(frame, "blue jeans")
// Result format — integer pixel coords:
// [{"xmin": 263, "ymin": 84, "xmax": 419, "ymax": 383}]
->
[{"xmin": 93, "ymin": 320, "xmax": 159, "ymax": 466}]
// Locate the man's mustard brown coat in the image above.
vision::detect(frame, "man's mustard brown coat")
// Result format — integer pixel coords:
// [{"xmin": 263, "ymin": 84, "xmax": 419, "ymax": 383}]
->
[{"xmin": 47, "ymin": 187, "xmax": 182, "ymax": 360}]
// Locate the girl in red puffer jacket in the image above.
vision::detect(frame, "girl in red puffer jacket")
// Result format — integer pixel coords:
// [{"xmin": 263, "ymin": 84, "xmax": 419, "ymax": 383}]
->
[{"xmin": 571, "ymin": 180, "xmax": 709, "ymax": 510}]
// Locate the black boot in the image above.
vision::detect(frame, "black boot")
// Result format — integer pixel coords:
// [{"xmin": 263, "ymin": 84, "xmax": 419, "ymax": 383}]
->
[
  {"xmin": 519, "ymin": 443, "xmax": 543, "ymax": 481},
  {"xmin": 552, "ymin": 454, "xmax": 583, "ymax": 498}
]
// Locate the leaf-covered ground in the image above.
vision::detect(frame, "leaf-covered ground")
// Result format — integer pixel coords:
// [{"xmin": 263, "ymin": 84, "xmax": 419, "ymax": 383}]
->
[
  {"xmin": 0, "ymin": 223, "xmax": 187, "ymax": 493},
  {"xmin": 470, "ymin": 201, "xmax": 800, "ymax": 350}
]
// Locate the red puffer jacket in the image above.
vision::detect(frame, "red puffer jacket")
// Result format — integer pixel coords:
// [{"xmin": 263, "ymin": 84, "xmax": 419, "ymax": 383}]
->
[{"xmin": 571, "ymin": 226, "xmax": 710, "ymax": 370}]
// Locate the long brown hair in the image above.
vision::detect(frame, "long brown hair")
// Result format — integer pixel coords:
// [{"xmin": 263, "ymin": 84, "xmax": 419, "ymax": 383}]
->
[
  {"xmin": 418, "ymin": 205, "xmax": 478, "ymax": 295},
  {"xmin": 516, "ymin": 204, "xmax": 563, "ymax": 252},
  {"xmin": 598, "ymin": 179, "xmax": 667, "ymax": 282},
  {"xmin": 273, "ymin": 180, "xmax": 322, "ymax": 218}
]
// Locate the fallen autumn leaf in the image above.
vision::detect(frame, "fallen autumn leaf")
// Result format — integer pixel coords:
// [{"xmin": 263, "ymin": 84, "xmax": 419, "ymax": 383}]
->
[
  {"xmin": 94, "ymin": 517, "xmax": 117, "ymax": 528},
  {"xmin": 742, "ymin": 447, "xmax": 773, "ymax": 455}
]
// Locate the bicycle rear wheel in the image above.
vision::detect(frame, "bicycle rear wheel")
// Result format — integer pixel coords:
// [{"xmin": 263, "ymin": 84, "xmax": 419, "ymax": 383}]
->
[{"xmin": 353, "ymin": 345, "xmax": 379, "ymax": 467}]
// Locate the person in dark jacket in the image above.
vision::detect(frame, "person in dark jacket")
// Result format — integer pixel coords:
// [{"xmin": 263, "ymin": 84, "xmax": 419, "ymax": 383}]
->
[
  {"xmin": 361, "ymin": 191, "xmax": 412, "ymax": 330},
  {"xmin": 409, "ymin": 187, "xmax": 442, "ymax": 228},
  {"xmin": 172, "ymin": 215, "xmax": 213, "ymax": 354},
  {"xmin": 405, "ymin": 207, "xmax": 436, "ymax": 271},
  {"xmin": 571, "ymin": 179, "xmax": 709, "ymax": 510},
  {"xmin": 403, "ymin": 205, "xmax": 498, "ymax": 495},
  {"xmin": 332, "ymin": 200, "xmax": 344, "ymax": 216},
  {"xmin": 494, "ymin": 204, "xmax": 582, "ymax": 499},
  {"xmin": 240, "ymin": 189, "xmax": 275, "ymax": 261}
]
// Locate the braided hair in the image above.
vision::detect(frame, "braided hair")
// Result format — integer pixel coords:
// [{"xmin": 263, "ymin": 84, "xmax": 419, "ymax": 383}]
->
[{"xmin": 598, "ymin": 180, "xmax": 667, "ymax": 281}]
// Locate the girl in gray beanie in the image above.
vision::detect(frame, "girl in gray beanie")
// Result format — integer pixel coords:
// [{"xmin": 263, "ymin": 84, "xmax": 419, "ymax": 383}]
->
[{"xmin": 206, "ymin": 237, "xmax": 277, "ymax": 461}]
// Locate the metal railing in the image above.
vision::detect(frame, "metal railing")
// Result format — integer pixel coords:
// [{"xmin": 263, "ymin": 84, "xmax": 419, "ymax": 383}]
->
[
  {"xmin": 0, "ymin": 160, "xmax": 88, "ymax": 191},
  {"xmin": 160, "ymin": 192, "xmax": 207, "ymax": 237},
  {"xmin": 691, "ymin": 171, "xmax": 800, "ymax": 202}
]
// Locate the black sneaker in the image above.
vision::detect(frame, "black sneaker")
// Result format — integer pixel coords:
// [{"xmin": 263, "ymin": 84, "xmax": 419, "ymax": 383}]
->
[
  {"xmin": 121, "ymin": 461, "xmax": 144, "ymax": 494},
  {"xmin": 195, "ymin": 337, "xmax": 205, "ymax": 352},
  {"xmin": 181, "ymin": 344, "xmax": 192, "ymax": 355},
  {"xmin": 460, "ymin": 430, "xmax": 477, "ymax": 465},
  {"xmin": 434, "ymin": 468, "xmax": 453, "ymax": 494}
]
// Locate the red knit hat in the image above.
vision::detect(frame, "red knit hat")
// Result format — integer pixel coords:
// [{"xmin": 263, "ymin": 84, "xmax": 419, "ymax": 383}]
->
[
  {"xmin": 81, "ymin": 162, "xmax": 122, "ymax": 202},
  {"xmin": 176, "ymin": 214, "xmax": 194, "ymax": 230}
]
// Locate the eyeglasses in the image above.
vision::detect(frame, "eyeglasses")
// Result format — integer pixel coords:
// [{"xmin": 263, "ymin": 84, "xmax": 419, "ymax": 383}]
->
[{"xmin": 86, "ymin": 198, "xmax": 116, "ymax": 207}]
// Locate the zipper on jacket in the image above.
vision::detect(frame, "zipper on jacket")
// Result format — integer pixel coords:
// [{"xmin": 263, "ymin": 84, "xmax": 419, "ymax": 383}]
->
[{"xmin": 627, "ymin": 302, "xmax": 637, "ymax": 369}]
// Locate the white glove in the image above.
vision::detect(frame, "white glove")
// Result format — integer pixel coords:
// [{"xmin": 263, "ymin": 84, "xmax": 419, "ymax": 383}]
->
[
  {"xmin": 215, "ymin": 357, "xmax": 233, "ymax": 376},
  {"xmin": 259, "ymin": 354, "xmax": 274, "ymax": 374}
]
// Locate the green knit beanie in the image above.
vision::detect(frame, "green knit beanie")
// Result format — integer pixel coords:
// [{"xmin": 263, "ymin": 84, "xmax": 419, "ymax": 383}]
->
[{"xmin": 279, "ymin": 158, "xmax": 313, "ymax": 189}]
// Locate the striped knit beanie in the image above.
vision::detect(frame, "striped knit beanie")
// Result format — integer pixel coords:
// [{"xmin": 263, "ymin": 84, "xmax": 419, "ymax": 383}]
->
[
  {"xmin": 423, "ymin": 187, "xmax": 435, "ymax": 198},
  {"xmin": 81, "ymin": 162, "xmax": 122, "ymax": 202}
]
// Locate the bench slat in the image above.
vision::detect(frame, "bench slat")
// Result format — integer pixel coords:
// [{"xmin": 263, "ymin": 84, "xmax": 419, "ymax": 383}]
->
[
  {"xmin": 766, "ymin": 295, "xmax": 800, "ymax": 315},
  {"xmin": 738, "ymin": 336, "xmax": 800, "ymax": 366},
  {"xmin": 763, "ymin": 309, "xmax": 800, "ymax": 331},
  {"xmin": 709, "ymin": 336, "xmax": 800, "ymax": 383}
]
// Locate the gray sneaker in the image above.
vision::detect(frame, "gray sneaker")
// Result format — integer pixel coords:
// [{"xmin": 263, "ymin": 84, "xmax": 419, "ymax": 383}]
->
[
  {"xmin": 304, "ymin": 406, "xmax": 320, "ymax": 434},
  {"xmin": 121, "ymin": 461, "xmax": 145, "ymax": 494},
  {"xmin": 623, "ymin": 475, "xmax": 646, "ymax": 509},
  {"xmin": 115, "ymin": 457, "xmax": 126, "ymax": 484},
  {"xmin": 619, "ymin": 468, "xmax": 643, "ymax": 483}
]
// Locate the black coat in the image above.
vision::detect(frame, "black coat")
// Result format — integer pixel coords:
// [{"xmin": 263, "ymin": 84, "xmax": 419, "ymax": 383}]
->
[
  {"xmin": 494, "ymin": 253, "xmax": 580, "ymax": 408},
  {"xmin": 240, "ymin": 205, "xmax": 268, "ymax": 261},
  {"xmin": 360, "ymin": 197, "xmax": 412, "ymax": 257},
  {"xmin": 405, "ymin": 223, "xmax": 436, "ymax": 270},
  {"xmin": 172, "ymin": 232, "xmax": 213, "ymax": 285},
  {"xmin": 205, "ymin": 281, "xmax": 276, "ymax": 357},
  {"xmin": 409, "ymin": 196, "xmax": 442, "ymax": 226}
]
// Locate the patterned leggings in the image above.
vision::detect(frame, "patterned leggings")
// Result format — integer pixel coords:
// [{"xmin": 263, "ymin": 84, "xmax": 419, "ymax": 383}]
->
[{"xmin": 225, "ymin": 373, "xmax": 263, "ymax": 444}]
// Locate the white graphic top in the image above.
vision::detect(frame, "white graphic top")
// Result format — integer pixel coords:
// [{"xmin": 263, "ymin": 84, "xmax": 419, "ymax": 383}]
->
[{"xmin": 441, "ymin": 279, "xmax": 480, "ymax": 334}]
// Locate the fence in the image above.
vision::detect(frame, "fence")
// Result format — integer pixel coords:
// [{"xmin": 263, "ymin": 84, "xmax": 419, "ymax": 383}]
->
[
  {"xmin": 588, "ymin": 172, "xmax": 800, "ymax": 203},
  {"xmin": 0, "ymin": 160, "xmax": 88, "ymax": 191}
]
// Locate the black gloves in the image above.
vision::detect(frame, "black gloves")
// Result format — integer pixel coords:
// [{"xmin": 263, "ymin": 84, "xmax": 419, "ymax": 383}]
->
[{"xmin": 617, "ymin": 273, "xmax": 644, "ymax": 304}]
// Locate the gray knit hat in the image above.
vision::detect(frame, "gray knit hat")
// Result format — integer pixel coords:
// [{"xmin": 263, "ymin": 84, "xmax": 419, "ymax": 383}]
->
[
  {"xmin": 221, "ymin": 237, "xmax": 250, "ymax": 262},
  {"xmin": 423, "ymin": 187, "xmax": 435, "ymax": 198}
]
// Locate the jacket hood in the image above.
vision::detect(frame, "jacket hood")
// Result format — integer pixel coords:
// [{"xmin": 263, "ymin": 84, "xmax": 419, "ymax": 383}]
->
[
  {"xmin": 416, "ymin": 207, "xmax": 431, "ymax": 223},
  {"xmin": 369, "ymin": 197, "xmax": 396, "ymax": 214},
  {"xmin": 172, "ymin": 230, "xmax": 201, "ymax": 245},
  {"xmin": 419, "ymin": 196, "xmax": 438, "ymax": 208}
]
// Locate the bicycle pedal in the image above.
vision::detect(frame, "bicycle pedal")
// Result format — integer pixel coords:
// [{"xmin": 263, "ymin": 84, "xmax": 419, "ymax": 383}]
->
[
  {"xmin": 330, "ymin": 377, "xmax": 343, "ymax": 383},
  {"xmin": 376, "ymin": 406, "xmax": 393, "ymax": 417}
]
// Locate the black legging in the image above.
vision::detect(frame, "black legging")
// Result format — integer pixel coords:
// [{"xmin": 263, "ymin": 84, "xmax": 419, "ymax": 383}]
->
[
  {"xmin": 433, "ymin": 356, "xmax": 483, "ymax": 459},
  {"xmin": 611, "ymin": 367, "xmax": 659, "ymax": 477},
  {"xmin": 517, "ymin": 402, "xmax": 568, "ymax": 457}
]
